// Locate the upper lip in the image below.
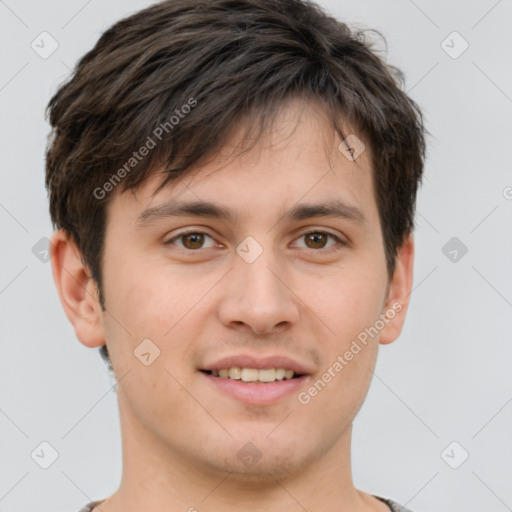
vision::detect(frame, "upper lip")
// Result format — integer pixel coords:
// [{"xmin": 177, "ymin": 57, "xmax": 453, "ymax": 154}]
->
[{"xmin": 201, "ymin": 354, "xmax": 313, "ymax": 375}]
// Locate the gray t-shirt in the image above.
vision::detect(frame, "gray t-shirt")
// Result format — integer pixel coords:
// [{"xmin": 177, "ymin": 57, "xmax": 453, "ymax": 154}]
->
[{"xmin": 78, "ymin": 495, "xmax": 414, "ymax": 511}]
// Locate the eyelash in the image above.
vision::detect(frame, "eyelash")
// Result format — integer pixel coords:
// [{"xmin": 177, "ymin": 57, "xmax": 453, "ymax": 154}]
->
[{"xmin": 165, "ymin": 229, "xmax": 346, "ymax": 255}]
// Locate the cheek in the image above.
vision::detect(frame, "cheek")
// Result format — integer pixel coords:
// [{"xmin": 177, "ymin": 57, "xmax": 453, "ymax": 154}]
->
[
  {"xmin": 301, "ymin": 274, "xmax": 384, "ymax": 425},
  {"xmin": 103, "ymin": 261, "xmax": 217, "ymax": 380},
  {"xmin": 101, "ymin": 262, "xmax": 180, "ymax": 373},
  {"xmin": 305, "ymin": 265, "xmax": 387, "ymax": 346},
  {"xmin": 103, "ymin": 269, "xmax": 202, "ymax": 423},
  {"xmin": 104, "ymin": 255, "xmax": 195, "ymax": 334}
]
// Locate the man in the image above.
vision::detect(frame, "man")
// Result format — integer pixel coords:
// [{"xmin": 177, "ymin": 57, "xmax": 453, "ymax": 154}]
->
[{"xmin": 45, "ymin": 0, "xmax": 427, "ymax": 510}]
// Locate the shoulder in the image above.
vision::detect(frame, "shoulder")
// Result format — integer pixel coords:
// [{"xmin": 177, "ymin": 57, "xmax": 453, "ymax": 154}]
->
[
  {"xmin": 77, "ymin": 500, "xmax": 105, "ymax": 512},
  {"xmin": 77, "ymin": 504, "xmax": 94, "ymax": 512},
  {"xmin": 374, "ymin": 495, "xmax": 415, "ymax": 512}
]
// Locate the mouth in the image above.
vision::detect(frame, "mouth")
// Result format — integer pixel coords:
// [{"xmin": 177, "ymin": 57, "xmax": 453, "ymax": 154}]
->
[
  {"xmin": 199, "ymin": 354, "xmax": 313, "ymax": 405},
  {"xmin": 200, "ymin": 367, "xmax": 305, "ymax": 383},
  {"xmin": 198, "ymin": 364, "xmax": 310, "ymax": 405}
]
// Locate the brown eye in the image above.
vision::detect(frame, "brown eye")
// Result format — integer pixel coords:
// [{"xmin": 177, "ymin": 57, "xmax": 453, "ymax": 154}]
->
[
  {"xmin": 166, "ymin": 231, "xmax": 215, "ymax": 251},
  {"xmin": 294, "ymin": 230, "xmax": 345, "ymax": 254},
  {"xmin": 304, "ymin": 232, "xmax": 329, "ymax": 249},
  {"xmin": 181, "ymin": 233, "xmax": 205, "ymax": 250}
]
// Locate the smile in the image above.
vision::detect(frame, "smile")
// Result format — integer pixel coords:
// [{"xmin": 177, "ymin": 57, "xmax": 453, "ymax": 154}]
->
[
  {"xmin": 202, "ymin": 367, "xmax": 300, "ymax": 383},
  {"xmin": 199, "ymin": 370, "xmax": 309, "ymax": 405}
]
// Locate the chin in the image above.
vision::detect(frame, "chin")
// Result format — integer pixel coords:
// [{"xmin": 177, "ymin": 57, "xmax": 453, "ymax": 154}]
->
[{"xmin": 198, "ymin": 436, "xmax": 313, "ymax": 482}]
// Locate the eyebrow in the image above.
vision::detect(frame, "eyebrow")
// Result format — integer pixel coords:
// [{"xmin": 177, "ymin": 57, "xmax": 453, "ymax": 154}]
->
[{"xmin": 136, "ymin": 199, "xmax": 367, "ymax": 227}]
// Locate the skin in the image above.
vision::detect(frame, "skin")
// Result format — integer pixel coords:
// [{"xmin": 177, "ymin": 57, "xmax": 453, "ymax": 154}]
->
[{"xmin": 51, "ymin": 97, "xmax": 414, "ymax": 512}]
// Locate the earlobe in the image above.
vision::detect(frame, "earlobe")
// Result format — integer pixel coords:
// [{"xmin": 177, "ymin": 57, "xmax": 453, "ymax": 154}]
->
[
  {"xmin": 379, "ymin": 234, "xmax": 415, "ymax": 345},
  {"xmin": 50, "ymin": 230, "xmax": 106, "ymax": 348}
]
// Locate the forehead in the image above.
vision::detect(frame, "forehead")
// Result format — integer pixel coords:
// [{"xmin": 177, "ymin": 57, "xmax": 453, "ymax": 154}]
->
[{"xmin": 109, "ymin": 97, "xmax": 378, "ymax": 228}]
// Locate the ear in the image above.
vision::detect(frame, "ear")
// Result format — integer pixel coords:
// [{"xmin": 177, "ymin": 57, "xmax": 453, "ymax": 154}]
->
[
  {"xmin": 50, "ymin": 230, "xmax": 106, "ymax": 348},
  {"xmin": 379, "ymin": 234, "xmax": 415, "ymax": 345}
]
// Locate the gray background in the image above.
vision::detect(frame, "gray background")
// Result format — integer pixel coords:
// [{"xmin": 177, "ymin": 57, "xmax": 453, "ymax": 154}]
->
[{"xmin": 1, "ymin": 1, "xmax": 511, "ymax": 511}]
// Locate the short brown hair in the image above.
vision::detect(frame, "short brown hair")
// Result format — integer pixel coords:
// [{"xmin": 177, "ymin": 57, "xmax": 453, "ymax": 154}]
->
[{"xmin": 45, "ymin": 0, "xmax": 428, "ymax": 366}]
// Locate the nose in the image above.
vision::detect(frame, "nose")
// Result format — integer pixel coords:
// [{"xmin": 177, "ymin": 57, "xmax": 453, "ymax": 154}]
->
[{"xmin": 217, "ymin": 245, "xmax": 300, "ymax": 336}]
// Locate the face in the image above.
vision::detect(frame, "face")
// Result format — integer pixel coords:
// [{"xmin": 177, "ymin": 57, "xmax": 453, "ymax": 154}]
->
[{"xmin": 57, "ymin": 97, "xmax": 411, "ymax": 482}]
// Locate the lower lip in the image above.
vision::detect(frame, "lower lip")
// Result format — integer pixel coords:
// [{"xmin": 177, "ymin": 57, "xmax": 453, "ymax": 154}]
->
[{"xmin": 200, "ymin": 372, "xmax": 309, "ymax": 405}]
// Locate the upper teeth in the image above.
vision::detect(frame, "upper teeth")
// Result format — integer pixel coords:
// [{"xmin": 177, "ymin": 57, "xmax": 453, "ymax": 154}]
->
[{"xmin": 212, "ymin": 368, "xmax": 295, "ymax": 382}]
